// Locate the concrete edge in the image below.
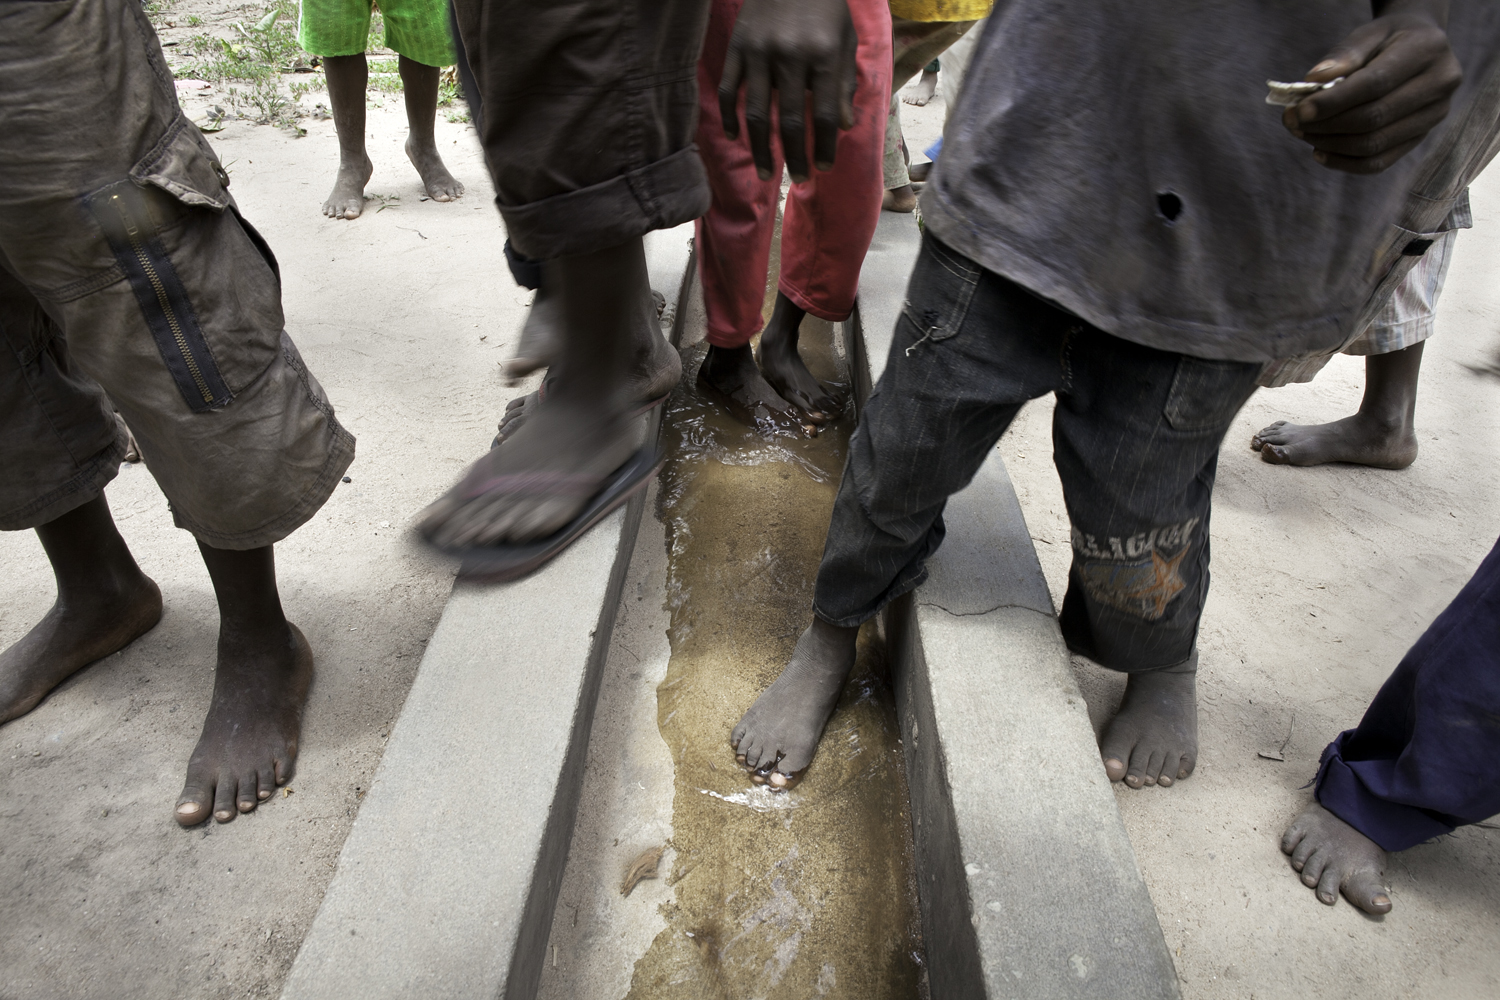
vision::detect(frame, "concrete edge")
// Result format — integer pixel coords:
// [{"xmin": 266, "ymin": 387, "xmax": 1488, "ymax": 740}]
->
[
  {"xmin": 279, "ymin": 226, "xmax": 696, "ymax": 1000},
  {"xmin": 854, "ymin": 212, "xmax": 1181, "ymax": 999}
]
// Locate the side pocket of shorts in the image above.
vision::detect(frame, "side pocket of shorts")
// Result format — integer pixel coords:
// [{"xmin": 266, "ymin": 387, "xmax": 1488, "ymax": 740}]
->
[
  {"xmin": 898, "ymin": 235, "xmax": 981, "ymax": 355},
  {"xmin": 1162, "ymin": 356, "xmax": 1261, "ymax": 433}
]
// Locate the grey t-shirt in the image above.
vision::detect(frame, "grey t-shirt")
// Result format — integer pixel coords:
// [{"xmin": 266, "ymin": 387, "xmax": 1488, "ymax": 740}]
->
[{"xmin": 922, "ymin": 1, "xmax": 1500, "ymax": 363}]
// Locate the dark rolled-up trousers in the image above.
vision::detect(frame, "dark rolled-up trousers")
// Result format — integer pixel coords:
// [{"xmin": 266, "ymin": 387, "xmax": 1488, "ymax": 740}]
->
[{"xmin": 451, "ymin": 0, "xmax": 715, "ymax": 261}]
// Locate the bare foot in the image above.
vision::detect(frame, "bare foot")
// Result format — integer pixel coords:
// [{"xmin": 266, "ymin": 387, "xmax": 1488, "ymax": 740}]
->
[
  {"xmin": 882, "ymin": 185, "xmax": 917, "ymax": 213},
  {"xmin": 697, "ymin": 343, "xmax": 808, "ymax": 434},
  {"xmin": 1282, "ymin": 801, "xmax": 1392, "ymax": 913},
  {"xmin": 1099, "ymin": 659, "xmax": 1198, "ymax": 788},
  {"xmin": 0, "ymin": 572, "xmax": 162, "ymax": 725},
  {"xmin": 757, "ymin": 292, "xmax": 841, "ymax": 422},
  {"xmin": 504, "ymin": 288, "xmax": 562, "ymax": 383},
  {"xmin": 406, "ymin": 136, "xmax": 464, "ymax": 202},
  {"xmin": 322, "ymin": 152, "xmax": 373, "ymax": 220},
  {"xmin": 731, "ymin": 618, "xmax": 858, "ymax": 788},
  {"xmin": 907, "ymin": 161, "xmax": 933, "ymax": 184},
  {"xmin": 175, "ymin": 623, "xmax": 314, "ymax": 826},
  {"xmin": 1251, "ymin": 414, "xmax": 1418, "ymax": 469},
  {"xmin": 904, "ymin": 69, "xmax": 937, "ymax": 106}
]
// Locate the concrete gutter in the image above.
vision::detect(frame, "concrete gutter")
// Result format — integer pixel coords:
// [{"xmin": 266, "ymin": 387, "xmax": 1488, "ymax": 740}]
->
[
  {"xmin": 855, "ymin": 212, "xmax": 1180, "ymax": 999},
  {"xmin": 279, "ymin": 225, "xmax": 697, "ymax": 1000}
]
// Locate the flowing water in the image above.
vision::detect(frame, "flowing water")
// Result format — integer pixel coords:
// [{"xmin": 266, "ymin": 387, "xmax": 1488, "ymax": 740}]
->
[{"xmin": 622, "ymin": 315, "xmax": 925, "ymax": 999}]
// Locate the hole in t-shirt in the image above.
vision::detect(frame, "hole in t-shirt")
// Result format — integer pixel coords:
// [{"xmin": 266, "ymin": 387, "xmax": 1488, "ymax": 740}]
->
[{"xmin": 1157, "ymin": 192, "xmax": 1183, "ymax": 222}]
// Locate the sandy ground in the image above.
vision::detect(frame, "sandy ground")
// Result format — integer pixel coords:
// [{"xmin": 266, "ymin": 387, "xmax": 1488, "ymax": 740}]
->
[
  {"xmin": 996, "ymin": 129, "xmax": 1500, "ymax": 999},
  {"xmin": 0, "ymin": 86, "xmax": 535, "ymax": 998}
]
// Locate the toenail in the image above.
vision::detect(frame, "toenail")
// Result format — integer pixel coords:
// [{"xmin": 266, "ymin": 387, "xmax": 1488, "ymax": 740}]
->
[
  {"xmin": 176, "ymin": 803, "xmax": 198, "ymax": 815},
  {"xmin": 259, "ymin": 789, "xmax": 272, "ymax": 799},
  {"xmin": 751, "ymin": 773, "xmax": 765, "ymax": 784},
  {"xmin": 1158, "ymin": 776, "xmax": 1173, "ymax": 786},
  {"xmin": 769, "ymin": 772, "xmax": 789, "ymax": 787},
  {"xmin": 215, "ymin": 810, "xmax": 233, "ymax": 821}
]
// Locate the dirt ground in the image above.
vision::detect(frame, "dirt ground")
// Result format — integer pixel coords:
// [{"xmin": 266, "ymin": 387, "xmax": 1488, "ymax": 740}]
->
[{"xmin": 0, "ymin": 49, "xmax": 532, "ymax": 1000}]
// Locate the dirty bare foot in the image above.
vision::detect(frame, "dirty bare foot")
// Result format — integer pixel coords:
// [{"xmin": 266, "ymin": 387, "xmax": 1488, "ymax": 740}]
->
[
  {"xmin": 175, "ymin": 623, "xmax": 313, "ymax": 826},
  {"xmin": 1099, "ymin": 658, "xmax": 1198, "ymax": 788},
  {"xmin": 1251, "ymin": 414, "xmax": 1418, "ymax": 469},
  {"xmin": 882, "ymin": 185, "xmax": 917, "ymax": 213},
  {"xmin": 399, "ymin": 55, "xmax": 463, "ymax": 202},
  {"xmin": 731, "ymin": 617, "xmax": 859, "ymax": 788},
  {"xmin": 1252, "ymin": 342, "xmax": 1423, "ymax": 469},
  {"xmin": 504, "ymin": 288, "xmax": 562, "ymax": 383},
  {"xmin": 0, "ymin": 495, "xmax": 162, "ymax": 725},
  {"xmin": 321, "ymin": 152, "xmax": 373, "ymax": 220},
  {"xmin": 420, "ymin": 237, "xmax": 660, "ymax": 547},
  {"xmin": 698, "ymin": 343, "xmax": 806, "ymax": 433},
  {"xmin": 321, "ymin": 53, "xmax": 373, "ymax": 220},
  {"xmin": 904, "ymin": 68, "xmax": 938, "ymax": 106},
  {"xmin": 757, "ymin": 292, "xmax": 840, "ymax": 423},
  {"xmin": 406, "ymin": 135, "xmax": 463, "ymax": 202},
  {"xmin": 1282, "ymin": 801, "xmax": 1392, "ymax": 913}
]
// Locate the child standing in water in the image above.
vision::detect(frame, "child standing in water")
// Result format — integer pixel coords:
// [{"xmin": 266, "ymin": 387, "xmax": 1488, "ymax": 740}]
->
[
  {"xmin": 732, "ymin": 0, "xmax": 1500, "ymax": 790},
  {"xmin": 298, "ymin": 0, "xmax": 464, "ymax": 219}
]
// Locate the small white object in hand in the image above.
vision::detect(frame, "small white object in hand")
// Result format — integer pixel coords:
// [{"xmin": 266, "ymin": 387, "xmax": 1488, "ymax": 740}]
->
[{"xmin": 1266, "ymin": 77, "xmax": 1344, "ymax": 106}]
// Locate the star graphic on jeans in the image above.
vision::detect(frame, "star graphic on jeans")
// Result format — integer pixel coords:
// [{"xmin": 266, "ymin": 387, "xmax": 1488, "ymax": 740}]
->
[{"xmin": 1123, "ymin": 546, "xmax": 1189, "ymax": 619}]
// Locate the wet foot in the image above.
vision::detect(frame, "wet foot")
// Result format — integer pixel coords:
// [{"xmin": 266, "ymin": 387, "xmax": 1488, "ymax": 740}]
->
[
  {"xmin": 731, "ymin": 618, "xmax": 858, "ymax": 788},
  {"xmin": 882, "ymin": 185, "xmax": 917, "ymax": 213},
  {"xmin": 0, "ymin": 572, "xmax": 162, "ymax": 725},
  {"xmin": 497, "ymin": 334, "xmax": 680, "ymax": 445},
  {"xmin": 904, "ymin": 69, "xmax": 938, "ymax": 107},
  {"xmin": 757, "ymin": 293, "xmax": 840, "ymax": 422},
  {"xmin": 698, "ymin": 343, "xmax": 810, "ymax": 434},
  {"xmin": 406, "ymin": 136, "xmax": 463, "ymax": 202},
  {"xmin": 322, "ymin": 152, "xmax": 373, "ymax": 220},
  {"xmin": 175, "ymin": 623, "xmax": 314, "ymax": 826},
  {"xmin": 1099, "ymin": 661, "xmax": 1198, "ymax": 788},
  {"xmin": 1282, "ymin": 801, "xmax": 1392, "ymax": 913},
  {"xmin": 1251, "ymin": 414, "xmax": 1418, "ymax": 469}
]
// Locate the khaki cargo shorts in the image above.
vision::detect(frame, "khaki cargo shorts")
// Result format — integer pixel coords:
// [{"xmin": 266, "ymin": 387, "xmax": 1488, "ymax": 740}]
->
[{"xmin": 0, "ymin": 0, "xmax": 354, "ymax": 547}]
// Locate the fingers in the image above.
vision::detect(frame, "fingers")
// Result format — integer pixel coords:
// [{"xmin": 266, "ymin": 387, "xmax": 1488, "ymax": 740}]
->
[
  {"xmin": 1295, "ymin": 25, "xmax": 1457, "ymax": 125},
  {"xmin": 743, "ymin": 56, "xmax": 776, "ymax": 181},
  {"xmin": 778, "ymin": 59, "xmax": 813, "ymax": 183},
  {"xmin": 1314, "ymin": 135, "xmax": 1426, "ymax": 175},
  {"xmin": 719, "ymin": 46, "xmax": 745, "ymax": 141},
  {"xmin": 810, "ymin": 63, "xmax": 842, "ymax": 172}
]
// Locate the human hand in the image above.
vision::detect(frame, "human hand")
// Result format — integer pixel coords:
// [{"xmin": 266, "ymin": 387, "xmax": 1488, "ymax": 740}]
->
[
  {"xmin": 718, "ymin": 0, "xmax": 859, "ymax": 183},
  {"xmin": 1284, "ymin": 0, "xmax": 1462, "ymax": 174}
]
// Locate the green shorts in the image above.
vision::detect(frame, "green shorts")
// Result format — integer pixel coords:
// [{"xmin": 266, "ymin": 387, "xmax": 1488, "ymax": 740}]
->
[{"xmin": 298, "ymin": 0, "xmax": 455, "ymax": 68}]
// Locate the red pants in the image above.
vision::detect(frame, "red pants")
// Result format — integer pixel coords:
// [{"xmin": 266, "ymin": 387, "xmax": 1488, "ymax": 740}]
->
[{"xmin": 695, "ymin": 0, "xmax": 891, "ymax": 348}]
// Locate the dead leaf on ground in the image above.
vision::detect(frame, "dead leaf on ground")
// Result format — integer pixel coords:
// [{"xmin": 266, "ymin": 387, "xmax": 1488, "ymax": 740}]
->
[{"xmin": 620, "ymin": 845, "xmax": 665, "ymax": 896}]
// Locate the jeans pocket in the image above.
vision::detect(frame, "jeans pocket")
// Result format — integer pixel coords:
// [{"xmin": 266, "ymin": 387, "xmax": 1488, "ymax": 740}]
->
[
  {"xmin": 1162, "ymin": 356, "xmax": 1259, "ymax": 432},
  {"xmin": 900, "ymin": 234, "xmax": 981, "ymax": 353}
]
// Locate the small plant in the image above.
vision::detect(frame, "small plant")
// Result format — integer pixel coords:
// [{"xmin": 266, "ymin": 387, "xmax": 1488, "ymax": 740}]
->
[{"xmin": 186, "ymin": 14, "xmax": 202, "ymax": 27}]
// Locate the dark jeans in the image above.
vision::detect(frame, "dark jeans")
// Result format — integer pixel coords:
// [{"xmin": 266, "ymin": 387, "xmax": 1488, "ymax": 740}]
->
[
  {"xmin": 451, "ymin": 0, "xmax": 713, "ymax": 260},
  {"xmin": 814, "ymin": 234, "xmax": 1263, "ymax": 672},
  {"xmin": 1315, "ymin": 535, "xmax": 1500, "ymax": 852}
]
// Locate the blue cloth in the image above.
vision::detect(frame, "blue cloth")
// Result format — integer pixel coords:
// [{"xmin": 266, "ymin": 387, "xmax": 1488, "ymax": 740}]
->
[
  {"xmin": 1315, "ymin": 535, "xmax": 1500, "ymax": 852},
  {"xmin": 924, "ymin": 136, "xmax": 942, "ymax": 162}
]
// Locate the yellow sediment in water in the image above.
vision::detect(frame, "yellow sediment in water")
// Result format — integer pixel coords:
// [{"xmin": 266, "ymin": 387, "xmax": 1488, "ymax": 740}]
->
[{"xmin": 623, "ymin": 322, "xmax": 924, "ymax": 999}]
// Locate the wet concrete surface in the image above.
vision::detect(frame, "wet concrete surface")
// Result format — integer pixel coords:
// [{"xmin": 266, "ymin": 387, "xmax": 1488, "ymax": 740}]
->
[{"xmin": 616, "ymin": 321, "xmax": 926, "ymax": 999}]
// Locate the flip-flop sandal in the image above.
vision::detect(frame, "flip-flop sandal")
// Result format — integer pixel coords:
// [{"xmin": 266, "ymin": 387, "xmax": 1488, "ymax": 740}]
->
[
  {"xmin": 695, "ymin": 367, "xmax": 818, "ymax": 437},
  {"xmin": 492, "ymin": 381, "xmax": 670, "ymax": 448},
  {"xmin": 445, "ymin": 444, "xmax": 665, "ymax": 583}
]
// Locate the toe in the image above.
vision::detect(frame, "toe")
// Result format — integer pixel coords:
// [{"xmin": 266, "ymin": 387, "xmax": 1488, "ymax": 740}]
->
[
  {"xmin": 175, "ymin": 783, "xmax": 213, "ymax": 827},
  {"xmin": 1300, "ymin": 847, "xmax": 1328, "ymax": 888},
  {"xmin": 1260, "ymin": 444, "xmax": 1291, "ymax": 465},
  {"xmin": 257, "ymin": 764, "xmax": 276, "ymax": 800},
  {"xmin": 1314, "ymin": 861, "xmax": 1343, "ymax": 905},
  {"xmin": 1102, "ymin": 754, "xmax": 1128, "ymax": 782},
  {"xmin": 1290, "ymin": 834, "xmax": 1318, "ymax": 872},
  {"xmin": 213, "ymin": 771, "xmax": 238, "ymax": 823},
  {"xmin": 237, "ymin": 773, "xmax": 259, "ymax": 813},
  {"xmin": 1157, "ymin": 752, "xmax": 1184, "ymax": 788},
  {"xmin": 1346, "ymin": 871, "xmax": 1392, "ymax": 914},
  {"xmin": 1282, "ymin": 820, "xmax": 1308, "ymax": 856}
]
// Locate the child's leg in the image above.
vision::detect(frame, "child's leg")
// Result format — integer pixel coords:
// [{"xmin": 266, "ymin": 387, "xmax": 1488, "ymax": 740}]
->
[
  {"xmin": 734, "ymin": 238, "xmax": 1073, "ymax": 785},
  {"xmin": 764, "ymin": 0, "xmax": 891, "ymax": 421},
  {"xmin": 692, "ymin": 0, "xmax": 799, "ymax": 425},
  {"xmin": 322, "ymin": 53, "xmax": 374, "ymax": 219},
  {"xmin": 397, "ymin": 55, "xmax": 464, "ymax": 202},
  {"xmin": 0, "ymin": 495, "xmax": 162, "ymax": 724},
  {"xmin": 1052, "ymin": 330, "xmax": 1262, "ymax": 788},
  {"xmin": 175, "ymin": 543, "xmax": 313, "ymax": 826}
]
